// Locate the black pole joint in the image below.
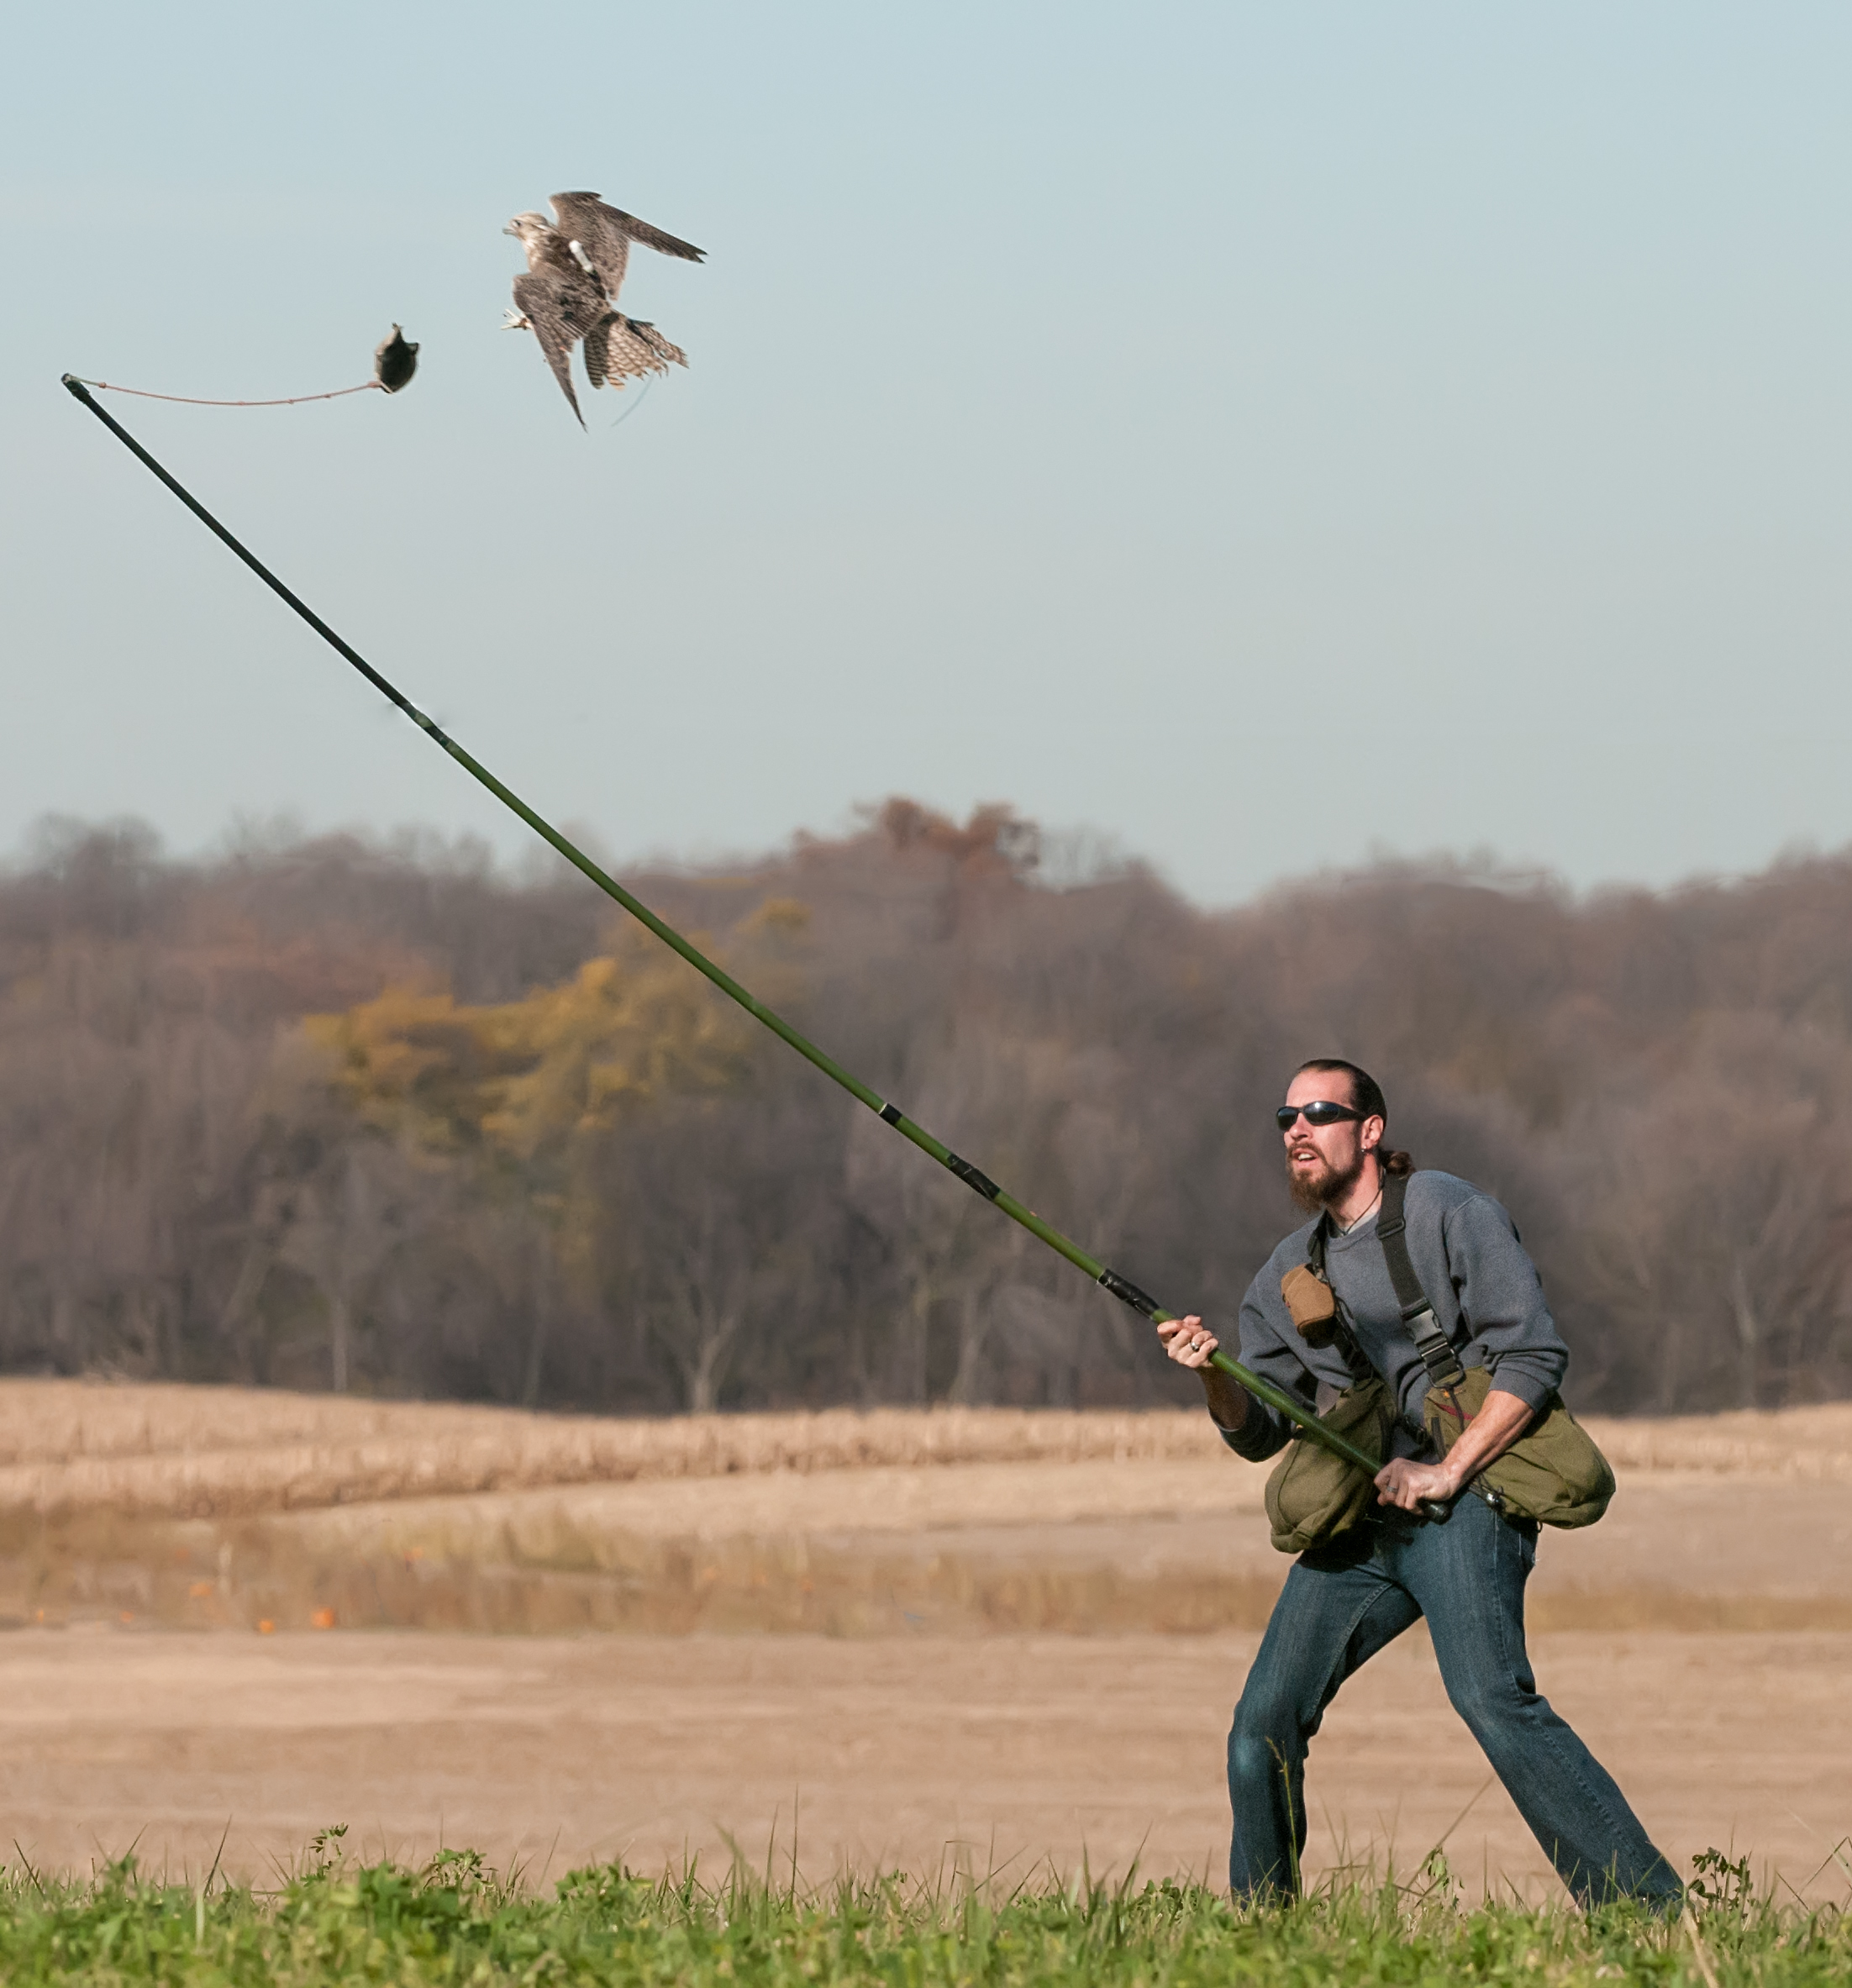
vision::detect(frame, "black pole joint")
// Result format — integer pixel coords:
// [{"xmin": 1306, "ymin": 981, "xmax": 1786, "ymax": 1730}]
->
[
  {"xmin": 944, "ymin": 1153, "xmax": 1001, "ymax": 1201},
  {"xmin": 1096, "ymin": 1268, "xmax": 1161, "ymax": 1318}
]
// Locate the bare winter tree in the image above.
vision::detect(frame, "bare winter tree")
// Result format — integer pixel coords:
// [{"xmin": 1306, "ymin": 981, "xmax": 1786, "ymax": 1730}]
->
[{"xmin": 7, "ymin": 808, "xmax": 1852, "ymax": 1414}]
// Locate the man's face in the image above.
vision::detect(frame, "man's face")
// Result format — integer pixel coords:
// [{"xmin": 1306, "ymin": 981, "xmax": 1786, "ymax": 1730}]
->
[{"xmin": 1281, "ymin": 1070, "xmax": 1382, "ymax": 1212}]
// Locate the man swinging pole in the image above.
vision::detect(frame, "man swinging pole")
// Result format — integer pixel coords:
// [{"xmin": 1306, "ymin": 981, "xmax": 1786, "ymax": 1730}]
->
[
  {"xmin": 59, "ymin": 389, "xmax": 1670, "ymax": 1902},
  {"xmin": 1159, "ymin": 1059, "xmax": 1681, "ymax": 1909}
]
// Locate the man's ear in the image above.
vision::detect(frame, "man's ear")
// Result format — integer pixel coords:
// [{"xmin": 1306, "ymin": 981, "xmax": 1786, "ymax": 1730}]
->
[{"xmin": 1361, "ymin": 1115, "xmax": 1386, "ymax": 1154}]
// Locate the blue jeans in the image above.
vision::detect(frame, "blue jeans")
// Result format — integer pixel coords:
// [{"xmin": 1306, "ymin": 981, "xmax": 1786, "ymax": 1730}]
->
[{"xmin": 1228, "ymin": 1491, "xmax": 1681, "ymax": 1908}]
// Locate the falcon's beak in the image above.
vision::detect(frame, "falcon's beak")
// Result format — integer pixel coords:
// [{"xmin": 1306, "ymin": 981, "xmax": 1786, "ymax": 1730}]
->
[{"xmin": 502, "ymin": 220, "xmax": 521, "ymax": 239}]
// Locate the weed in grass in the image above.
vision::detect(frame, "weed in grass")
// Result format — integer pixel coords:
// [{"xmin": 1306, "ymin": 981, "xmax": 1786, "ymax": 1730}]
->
[{"xmin": 0, "ymin": 1837, "xmax": 1844, "ymax": 1985}]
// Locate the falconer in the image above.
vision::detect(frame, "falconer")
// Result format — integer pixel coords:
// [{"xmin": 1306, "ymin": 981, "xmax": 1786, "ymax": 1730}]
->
[{"xmin": 1159, "ymin": 1058, "xmax": 1681, "ymax": 1910}]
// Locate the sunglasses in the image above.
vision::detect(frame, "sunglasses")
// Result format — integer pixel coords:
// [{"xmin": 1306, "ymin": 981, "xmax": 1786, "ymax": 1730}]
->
[{"xmin": 1276, "ymin": 1101, "xmax": 1365, "ymax": 1130}]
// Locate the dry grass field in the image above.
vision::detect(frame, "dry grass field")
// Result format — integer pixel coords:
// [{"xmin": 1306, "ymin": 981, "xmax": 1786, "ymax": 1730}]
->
[
  {"xmin": 0, "ymin": 1380, "xmax": 1846, "ymax": 1900},
  {"xmin": 1, "ymin": 1381, "xmax": 1845, "ymax": 1637}
]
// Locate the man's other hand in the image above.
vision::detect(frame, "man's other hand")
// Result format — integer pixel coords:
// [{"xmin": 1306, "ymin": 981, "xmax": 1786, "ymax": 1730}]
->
[
  {"xmin": 1372, "ymin": 1455, "xmax": 1459, "ymax": 1511},
  {"xmin": 1373, "ymin": 1388, "xmax": 1535, "ymax": 1511}
]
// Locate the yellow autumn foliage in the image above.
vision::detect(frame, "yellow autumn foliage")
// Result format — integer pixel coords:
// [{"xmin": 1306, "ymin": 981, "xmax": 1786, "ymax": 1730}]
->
[{"xmin": 303, "ymin": 933, "xmax": 753, "ymax": 1171}]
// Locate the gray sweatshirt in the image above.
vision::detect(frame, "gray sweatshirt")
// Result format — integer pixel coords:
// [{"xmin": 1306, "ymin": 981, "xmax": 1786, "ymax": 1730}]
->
[{"xmin": 1220, "ymin": 1169, "xmax": 1570, "ymax": 1465}]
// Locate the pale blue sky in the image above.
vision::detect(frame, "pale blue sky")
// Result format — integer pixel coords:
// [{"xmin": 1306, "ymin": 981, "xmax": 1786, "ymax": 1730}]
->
[{"xmin": 5, "ymin": 3, "xmax": 1850, "ymax": 902}]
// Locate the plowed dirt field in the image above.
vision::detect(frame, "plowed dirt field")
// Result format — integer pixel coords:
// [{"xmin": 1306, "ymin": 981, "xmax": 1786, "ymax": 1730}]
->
[{"xmin": 0, "ymin": 1382, "xmax": 1844, "ymax": 1900}]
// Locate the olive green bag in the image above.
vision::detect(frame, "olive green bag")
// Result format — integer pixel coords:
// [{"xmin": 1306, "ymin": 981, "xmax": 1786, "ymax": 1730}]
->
[
  {"xmin": 1422, "ymin": 1366, "xmax": 1613, "ymax": 1528},
  {"xmin": 1262, "ymin": 1175, "xmax": 1614, "ymax": 1552},
  {"xmin": 1263, "ymin": 1375, "xmax": 1391, "ymax": 1553}
]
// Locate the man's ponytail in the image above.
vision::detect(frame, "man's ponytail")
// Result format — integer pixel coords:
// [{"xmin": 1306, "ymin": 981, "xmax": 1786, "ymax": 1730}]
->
[{"xmin": 1379, "ymin": 1148, "xmax": 1414, "ymax": 1177}]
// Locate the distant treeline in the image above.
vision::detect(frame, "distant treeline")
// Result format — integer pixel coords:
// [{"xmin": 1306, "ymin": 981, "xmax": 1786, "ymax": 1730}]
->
[{"xmin": 3, "ymin": 803, "xmax": 1849, "ymax": 1417}]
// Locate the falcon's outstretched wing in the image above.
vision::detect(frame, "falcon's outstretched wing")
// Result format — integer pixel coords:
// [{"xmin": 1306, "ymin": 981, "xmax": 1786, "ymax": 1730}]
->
[
  {"xmin": 511, "ymin": 268, "xmax": 606, "ymax": 426},
  {"xmin": 549, "ymin": 191, "xmax": 705, "ymax": 305},
  {"xmin": 585, "ymin": 312, "xmax": 690, "ymax": 390}
]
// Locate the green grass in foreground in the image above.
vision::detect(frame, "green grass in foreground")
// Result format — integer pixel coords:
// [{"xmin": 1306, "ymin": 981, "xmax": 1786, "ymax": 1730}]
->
[{"xmin": 0, "ymin": 1837, "xmax": 1845, "ymax": 1986}]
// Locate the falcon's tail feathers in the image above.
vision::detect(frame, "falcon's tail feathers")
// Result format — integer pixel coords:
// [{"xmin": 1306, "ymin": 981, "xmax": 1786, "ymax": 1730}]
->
[{"xmin": 586, "ymin": 313, "xmax": 689, "ymax": 389}]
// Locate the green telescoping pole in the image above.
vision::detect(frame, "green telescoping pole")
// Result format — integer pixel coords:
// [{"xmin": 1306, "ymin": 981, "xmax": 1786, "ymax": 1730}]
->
[{"xmin": 60, "ymin": 372, "xmax": 1404, "ymax": 1489}]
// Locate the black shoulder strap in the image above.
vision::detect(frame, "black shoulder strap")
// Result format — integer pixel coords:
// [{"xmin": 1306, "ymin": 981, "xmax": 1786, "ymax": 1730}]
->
[
  {"xmin": 1376, "ymin": 1172, "xmax": 1467, "ymax": 1390},
  {"xmin": 1306, "ymin": 1212, "xmax": 1328, "ymax": 1279}
]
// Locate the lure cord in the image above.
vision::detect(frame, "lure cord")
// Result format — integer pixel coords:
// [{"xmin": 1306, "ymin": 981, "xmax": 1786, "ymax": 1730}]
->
[{"xmin": 68, "ymin": 376, "xmax": 383, "ymax": 409}]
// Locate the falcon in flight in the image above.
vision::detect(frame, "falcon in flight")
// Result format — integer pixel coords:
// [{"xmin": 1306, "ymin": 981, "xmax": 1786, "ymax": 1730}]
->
[{"xmin": 504, "ymin": 191, "xmax": 704, "ymax": 427}]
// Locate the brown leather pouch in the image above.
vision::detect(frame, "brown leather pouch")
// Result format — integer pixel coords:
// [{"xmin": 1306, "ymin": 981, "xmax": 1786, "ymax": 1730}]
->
[{"xmin": 1280, "ymin": 1263, "xmax": 1339, "ymax": 1348}]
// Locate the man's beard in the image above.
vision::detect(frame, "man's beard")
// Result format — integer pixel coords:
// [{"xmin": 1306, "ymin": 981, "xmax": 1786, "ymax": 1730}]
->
[{"xmin": 1287, "ymin": 1145, "xmax": 1365, "ymax": 1214}]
